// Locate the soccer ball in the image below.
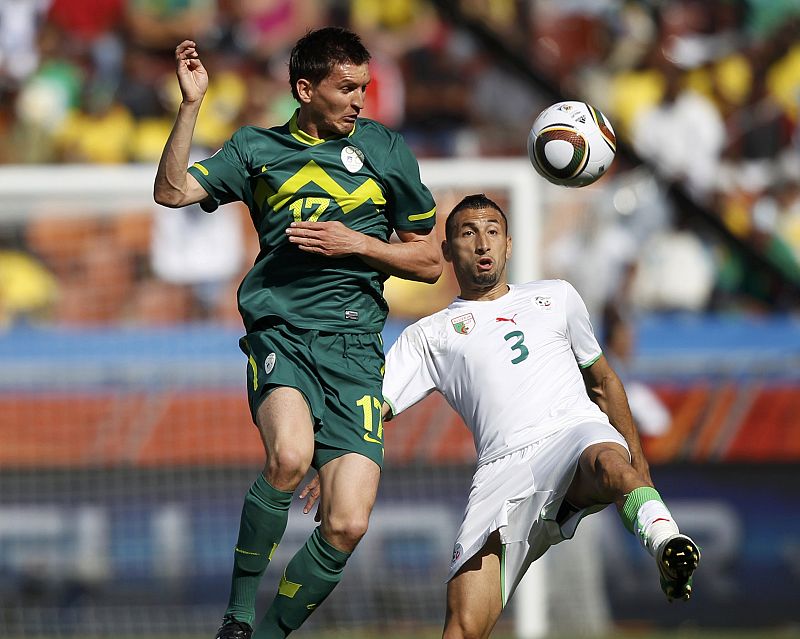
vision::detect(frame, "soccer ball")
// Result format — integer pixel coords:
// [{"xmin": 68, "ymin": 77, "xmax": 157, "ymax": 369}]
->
[{"xmin": 527, "ymin": 101, "xmax": 616, "ymax": 187}]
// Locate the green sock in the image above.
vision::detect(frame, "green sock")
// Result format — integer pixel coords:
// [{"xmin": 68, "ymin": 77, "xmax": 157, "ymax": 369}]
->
[
  {"xmin": 620, "ymin": 486, "xmax": 663, "ymax": 533},
  {"xmin": 225, "ymin": 475, "xmax": 293, "ymax": 626},
  {"xmin": 254, "ymin": 527, "xmax": 351, "ymax": 639}
]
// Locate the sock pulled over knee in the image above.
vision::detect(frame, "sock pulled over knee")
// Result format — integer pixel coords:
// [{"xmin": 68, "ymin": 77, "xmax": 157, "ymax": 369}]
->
[
  {"xmin": 621, "ymin": 486, "xmax": 679, "ymax": 557},
  {"xmin": 255, "ymin": 527, "xmax": 351, "ymax": 639},
  {"xmin": 226, "ymin": 475, "xmax": 293, "ymax": 625}
]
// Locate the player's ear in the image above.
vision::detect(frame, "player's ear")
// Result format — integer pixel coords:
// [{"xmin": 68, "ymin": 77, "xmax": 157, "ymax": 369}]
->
[
  {"xmin": 506, "ymin": 236, "xmax": 512, "ymax": 260},
  {"xmin": 295, "ymin": 78, "xmax": 313, "ymax": 104},
  {"xmin": 442, "ymin": 239, "xmax": 453, "ymax": 263}
]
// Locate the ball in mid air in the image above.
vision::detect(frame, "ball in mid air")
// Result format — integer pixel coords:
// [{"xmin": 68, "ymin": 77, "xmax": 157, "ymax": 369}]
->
[{"xmin": 527, "ymin": 101, "xmax": 616, "ymax": 187}]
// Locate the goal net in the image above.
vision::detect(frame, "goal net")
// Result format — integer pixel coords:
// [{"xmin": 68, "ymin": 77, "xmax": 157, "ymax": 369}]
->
[{"xmin": 0, "ymin": 161, "xmax": 608, "ymax": 637}]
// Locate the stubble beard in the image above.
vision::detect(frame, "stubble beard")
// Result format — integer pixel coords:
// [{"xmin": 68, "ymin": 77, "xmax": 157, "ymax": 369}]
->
[{"xmin": 472, "ymin": 271, "xmax": 499, "ymax": 287}]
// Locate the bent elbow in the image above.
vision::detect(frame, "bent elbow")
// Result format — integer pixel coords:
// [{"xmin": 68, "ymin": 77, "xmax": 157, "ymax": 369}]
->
[{"xmin": 153, "ymin": 187, "xmax": 184, "ymax": 208}]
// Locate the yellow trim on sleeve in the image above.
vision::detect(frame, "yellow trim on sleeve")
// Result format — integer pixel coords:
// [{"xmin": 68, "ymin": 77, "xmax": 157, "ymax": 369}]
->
[
  {"xmin": 408, "ymin": 206, "xmax": 436, "ymax": 222},
  {"xmin": 191, "ymin": 162, "xmax": 209, "ymax": 176}
]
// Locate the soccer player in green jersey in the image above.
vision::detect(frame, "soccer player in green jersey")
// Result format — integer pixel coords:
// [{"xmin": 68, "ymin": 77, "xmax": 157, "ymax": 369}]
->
[{"xmin": 154, "ymin": 27, "xmax": 442, "ymax": 639}]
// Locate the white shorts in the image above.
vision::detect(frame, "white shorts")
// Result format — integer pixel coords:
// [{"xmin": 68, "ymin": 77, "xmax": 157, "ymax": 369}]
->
[{"xmin": 447, "ymin": 421, "xmax": 630, "ymax": 605}]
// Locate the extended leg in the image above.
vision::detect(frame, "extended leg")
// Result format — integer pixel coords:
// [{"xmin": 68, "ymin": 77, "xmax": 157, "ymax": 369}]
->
[
  {"xmin": 254, "ymin": 452, "xmax": 380, "ymax": 638},
  {"xmin": 567, "ymin": 442, "xmax": 700, "ymax": 602},
  {"xmin": 217, "ymin": 388, "xmax": 315, "ymax": 637}
]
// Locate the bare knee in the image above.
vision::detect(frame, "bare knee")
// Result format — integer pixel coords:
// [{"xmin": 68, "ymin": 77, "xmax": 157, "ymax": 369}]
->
[
  {"xmin": 264, "ymin": 447, "xmax": 311, "ymax": 491},
  {"xmin": 321, "ymin": 513, "xmax": 369, "ymax": 552},
  {"xmin": 443, "ymin": 610, "xmax": 492, "ymax": 639}
]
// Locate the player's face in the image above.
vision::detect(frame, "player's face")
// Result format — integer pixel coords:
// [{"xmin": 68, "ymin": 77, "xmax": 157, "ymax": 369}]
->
[
  {"xmin": 296, "ymin": 62, "xmax": 370, "ymax": 138},
  {"xmin": 444, "ymin": 207, "xmax": 512, "ymax": 299}
]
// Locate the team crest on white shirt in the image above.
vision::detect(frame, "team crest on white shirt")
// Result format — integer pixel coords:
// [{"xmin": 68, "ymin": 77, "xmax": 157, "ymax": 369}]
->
[
  {"xmin": 533, "ymin": 295, "xmax": 553, "ymax": 309},
  {"xmin": 451, "ymin": 313, "xmax": 475, "ymax": 335}
]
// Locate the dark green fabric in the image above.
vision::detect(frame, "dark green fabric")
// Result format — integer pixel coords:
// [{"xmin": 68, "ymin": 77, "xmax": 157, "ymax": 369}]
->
[
  {"xmin": 188, "ymin": 111, "xmax": 436, "ymax": 334},
  {"xmin": 225, "ymin": 475, "xmax": 293, "ymax": 625},
  {"xmin": 254, "ymin": 527, "xmax": 351, "ymax": 638},
  {"xmin": 240, "ymin": 324, "xmax": 385, "ymax": 469}
]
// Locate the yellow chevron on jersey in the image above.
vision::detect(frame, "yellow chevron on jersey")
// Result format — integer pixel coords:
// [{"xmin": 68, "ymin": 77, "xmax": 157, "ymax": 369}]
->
[{"xmin": 255, "ymin": 160, "xmax": 386, "ymax": 214}]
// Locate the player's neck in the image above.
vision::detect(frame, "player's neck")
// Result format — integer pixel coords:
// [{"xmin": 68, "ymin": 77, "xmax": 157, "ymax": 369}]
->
[{"xmin": 459, "ymin": 283, "xmax": 510, "ymax": 302}]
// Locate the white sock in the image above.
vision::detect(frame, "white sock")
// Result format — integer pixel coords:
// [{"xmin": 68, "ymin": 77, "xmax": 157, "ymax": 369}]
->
[{"xmin": 634, "ymin": 500, "xmax": 680, "ymax": 557}]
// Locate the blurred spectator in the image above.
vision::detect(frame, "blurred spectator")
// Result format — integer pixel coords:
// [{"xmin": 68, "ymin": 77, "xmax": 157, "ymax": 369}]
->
[
  {"xmin": 124, "ymin": 0, "xmax": 217, "ymax": 54},
  {"xmin": 348, "ymin": 0, "xmax": 440, "ymax": 59},
  {"xmin": 0, "ymin": 246, "xmax": 58, "ymax": 329},
  {"xmin": 630, "ymin": 226, "xmax": 715, "ymax": 312},
  {"xmin": 0, "ymin": 0, "xmax": 49, "ymax": 86},
  {"xmin": 631, "ymin": 61, "xmax": 726, "ymax": 200},
  {"xmin": 400, "ymin": 28, "xmax": 475, "ymax": 156},
  {"xmin": 150, "ymin": 199, "xmax": 245, "ymax": 319},
  {"xmin": 221, "ymin": 0, "xmax": 323, "ymax": 63},
  {"xmin": 54, "ymin": 88, "xmax": 136, "ymax": 163}
]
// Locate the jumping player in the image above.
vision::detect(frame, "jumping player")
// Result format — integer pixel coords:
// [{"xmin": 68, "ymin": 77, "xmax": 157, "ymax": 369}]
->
[{"xmin": 154, "ymin": 27, "xmax": 442, "ymax": 639}]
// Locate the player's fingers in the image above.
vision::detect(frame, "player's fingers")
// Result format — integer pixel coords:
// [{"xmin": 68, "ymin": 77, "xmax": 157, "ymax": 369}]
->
[
  {"xmin": 175, "ymin": 40, "xmax": 197, "ymax": 57},
  {"xmin": 296, "ymin": 245, "xmax": 326, "ymax": 255}
]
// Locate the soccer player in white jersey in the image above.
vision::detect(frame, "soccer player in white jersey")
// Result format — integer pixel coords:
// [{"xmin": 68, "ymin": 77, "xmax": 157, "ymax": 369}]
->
[{"xmin": 302, "ymin": 194, "xmax": 700, "ymax": 639}]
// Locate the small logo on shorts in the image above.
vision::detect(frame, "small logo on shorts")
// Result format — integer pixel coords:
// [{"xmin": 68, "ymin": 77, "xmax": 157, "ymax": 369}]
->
[
  {"xmin": 344, "ymin": 309, "xmax": 359, "ymax": 321},
  {"xmin": 264, "ymin": 353, "xmax": 276, "ymax": 374},
  {"xmin": 451, "ymin": 543, "xmax": 463, "ymax": 564}
]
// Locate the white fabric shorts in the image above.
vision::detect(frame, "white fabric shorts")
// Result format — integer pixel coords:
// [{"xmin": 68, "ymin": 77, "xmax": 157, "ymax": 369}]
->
[{"xmin": 447, "ymin": 421, "xmax": 630, "ymax": 605}]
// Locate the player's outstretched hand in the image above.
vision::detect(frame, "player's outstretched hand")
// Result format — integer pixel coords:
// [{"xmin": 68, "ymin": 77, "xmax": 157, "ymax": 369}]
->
[
  {"xmin": 174, "ymin": 40, "xmax": 208, "ymax": 104},
  {"xmin": 286, "ymin": 221, "xmax": 366, "ymax": 258},
  {"xmin": 299, "ymin": 474, "xmax": 321, "ymax": 521}
]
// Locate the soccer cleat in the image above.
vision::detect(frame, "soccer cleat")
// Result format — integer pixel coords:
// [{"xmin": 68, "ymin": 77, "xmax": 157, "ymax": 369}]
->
[
  {"xmin": 215, "ymin": 615, "xmax": 253, "ymax": 639},
  {"xmin": 657, "ymin": 534, "xmax": 700, "ymax": 602}
]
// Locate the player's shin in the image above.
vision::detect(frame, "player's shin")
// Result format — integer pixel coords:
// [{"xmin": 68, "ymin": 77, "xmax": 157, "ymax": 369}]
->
[
  {"xmin": 226, "ymin": 475, "xmax": 293, "ymax": 625},
  {"xmin": 619, "ymin": 486, "xmax": 679, "ymax": 556},
  {"xmin": 254, "ymin": 527, "xmax": 351, "ymax": 638}
]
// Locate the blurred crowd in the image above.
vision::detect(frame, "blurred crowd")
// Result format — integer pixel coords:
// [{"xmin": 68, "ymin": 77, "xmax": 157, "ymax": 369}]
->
[{"xmin": 2, "ymin": 0, "xmax": 800, "ymax": 329}]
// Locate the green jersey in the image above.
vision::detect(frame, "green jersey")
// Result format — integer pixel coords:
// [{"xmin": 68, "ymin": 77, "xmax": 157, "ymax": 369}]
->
[{"xmin": 187, "ymin": 111, "xmax": 436, "ymax": 333}]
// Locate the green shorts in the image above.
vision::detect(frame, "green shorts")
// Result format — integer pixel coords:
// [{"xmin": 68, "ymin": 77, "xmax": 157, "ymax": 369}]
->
[{"xmin": 239, "ymin": 322, "xmax": 385, "ymax": 469}]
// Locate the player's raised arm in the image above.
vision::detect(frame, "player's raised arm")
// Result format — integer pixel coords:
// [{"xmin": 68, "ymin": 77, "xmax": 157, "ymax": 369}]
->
[
  {"xmin": 153, "ymin": 40, "xmax": 211, "ymax": 208},
  {"xmin": 581, "ymin": 354, "xmax": 653, "ymax": 487}
]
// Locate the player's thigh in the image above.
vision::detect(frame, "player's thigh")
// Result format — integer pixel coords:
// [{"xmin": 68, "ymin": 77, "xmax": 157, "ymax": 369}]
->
[
  {"xmin": 313, "ymin": 332, "xmax": 386, "ymax": 470},
  {"xmin": 445, "ymin": 531, "xmax": 503, "ymax": 639},
  {"xmin": 317, "ymin": 452, "xmax": 380, "ymax": 548},
  {"xmin": 240, "ymin": 324, "xmax": 320, "ymax": 460},
  {"xmin": 255, "ymin": 388, "xmax": 315, "ymax": 461}
]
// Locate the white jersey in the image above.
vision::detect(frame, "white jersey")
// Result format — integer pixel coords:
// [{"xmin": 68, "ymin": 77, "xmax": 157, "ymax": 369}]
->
[{"xmin": 383, "ymin": 280, "xmax": 611, "ymax": 465}]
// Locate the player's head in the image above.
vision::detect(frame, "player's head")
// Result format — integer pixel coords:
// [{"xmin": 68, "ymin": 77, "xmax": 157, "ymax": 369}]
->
[
  {"xmin": 290, "ymin": 27, "xmax": 371, "ymax": 137},
  {"xmin": 443, "ymin": 194, "xmax": 512, "ymax": 298}
]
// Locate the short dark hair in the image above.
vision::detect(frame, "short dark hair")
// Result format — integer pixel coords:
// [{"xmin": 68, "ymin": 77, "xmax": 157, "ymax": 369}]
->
[
  {"xmin": 289, "ymin": 27, "xmax": 371, "ymax": 101},
  {"xmin": 445, "ymin": 194, "xmax": 508, "ymax": 242}
]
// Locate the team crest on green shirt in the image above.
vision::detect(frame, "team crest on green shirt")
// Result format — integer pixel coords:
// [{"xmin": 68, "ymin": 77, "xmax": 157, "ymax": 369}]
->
[
  {"xmin": 451, "ymin": 313, "xmax": 475, "ymax": 335},
  {"xmin": 341, "ymin": 146, "xmax": 365, "ymax": 173}
]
